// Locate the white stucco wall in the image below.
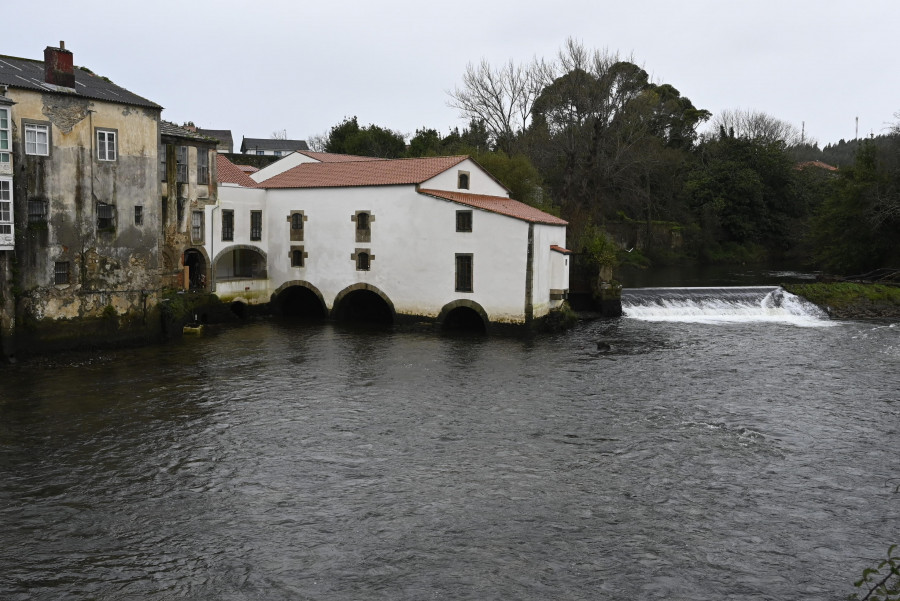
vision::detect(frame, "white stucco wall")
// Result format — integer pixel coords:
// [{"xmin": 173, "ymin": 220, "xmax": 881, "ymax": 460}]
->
[
  {"xmin": 210, "ymin": 161, "xmax": 569, "ymax": 325},
  {"xmin": 420, "ymin": 158, "xmax": 510, "ymax": 197}
]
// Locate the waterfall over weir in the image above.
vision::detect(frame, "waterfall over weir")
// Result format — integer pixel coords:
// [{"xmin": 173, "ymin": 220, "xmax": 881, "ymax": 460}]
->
[{"xmin": 621, "ymin": 286, "xmax": 833, "ymax": 326}]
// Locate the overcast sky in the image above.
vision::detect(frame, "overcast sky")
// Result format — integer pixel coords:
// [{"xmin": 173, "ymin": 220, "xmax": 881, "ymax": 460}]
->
[{"xmin": 5, "ymin": 0, "xmax": 899, "ymax": 148}]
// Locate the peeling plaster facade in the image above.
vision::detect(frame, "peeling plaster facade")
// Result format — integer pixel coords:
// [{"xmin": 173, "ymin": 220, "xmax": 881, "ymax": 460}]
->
[{"xmin": 0, "ymin": 44, "xmax": 163, "ymax": 356}]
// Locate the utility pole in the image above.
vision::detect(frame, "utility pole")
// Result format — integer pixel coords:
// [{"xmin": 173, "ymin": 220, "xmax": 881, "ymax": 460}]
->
[{"xmin": 855, "ymin": 116, "xmax": 859, "ymax": 140}]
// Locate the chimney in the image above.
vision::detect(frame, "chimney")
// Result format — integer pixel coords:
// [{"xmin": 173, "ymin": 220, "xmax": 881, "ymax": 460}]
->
[{"xmin": 44, "ymin": 41, "xmax": 75, "ymax": 88}]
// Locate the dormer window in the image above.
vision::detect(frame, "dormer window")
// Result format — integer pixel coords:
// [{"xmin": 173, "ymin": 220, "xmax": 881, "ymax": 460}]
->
[{"xmin": 457, "ymin": 171, "xmax": 470, "ymax": 190}]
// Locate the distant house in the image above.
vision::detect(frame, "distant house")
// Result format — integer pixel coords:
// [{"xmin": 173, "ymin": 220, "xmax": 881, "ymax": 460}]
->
[
  {"xmin": 240, "ymin": 136, "xmax": 310, "ymax": 156},
  {"xmin": 196, "ymin": 128, "xmax": 233, "ymax": 154},
  {"xmin": 0, "ymin": 41, "xmax": 163, "ymax": 355},
  {"xmin": 205, "ymin": 153, "xmax": 569, "ymax": 331}
]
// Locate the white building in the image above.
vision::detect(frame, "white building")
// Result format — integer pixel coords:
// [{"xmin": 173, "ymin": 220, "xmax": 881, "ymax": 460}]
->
[{"xmin": 203, "ymin": 153, "xmax": 569, "ymax": 331}]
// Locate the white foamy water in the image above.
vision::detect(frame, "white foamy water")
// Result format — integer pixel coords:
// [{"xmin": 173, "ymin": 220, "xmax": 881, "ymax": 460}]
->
[{"xmin": 623, "ymin": 286, "xmax": 835, "ymax": 327}]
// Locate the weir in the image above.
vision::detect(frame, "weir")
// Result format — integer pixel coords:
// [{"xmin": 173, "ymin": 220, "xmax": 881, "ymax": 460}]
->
[{"xmin": 621, "ymin": 286, "xmax": 831, "ymax": 325}]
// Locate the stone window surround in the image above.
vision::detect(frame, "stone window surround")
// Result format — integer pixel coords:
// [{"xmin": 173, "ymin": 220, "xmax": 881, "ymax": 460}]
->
[
  {"xmin": 457, "ymin": 170, "xmax": 470, "ymax": 190},
  {"xmin": 351, "ymin": 210, "xmax": 373, "ymax": 243},
  {"xmin": 288, "ymin": 210, "xmax": 307, "ymax": 241},
  {"xmin": 456, "ymin": 209, "xmax": 473, "ymax": 232},
  {"xmin": 351, "ymin": 248, "xmax": 373, "ymax": 271},
  {"xmin": 290, "ymin": 245, "xmax": 307, "ymax": 268}
]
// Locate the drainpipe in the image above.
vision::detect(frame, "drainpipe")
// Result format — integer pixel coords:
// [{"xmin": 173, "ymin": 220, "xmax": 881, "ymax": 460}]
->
[{"xmin": 210, "ymin": 204, "xmax": 218, "ymax": 293}]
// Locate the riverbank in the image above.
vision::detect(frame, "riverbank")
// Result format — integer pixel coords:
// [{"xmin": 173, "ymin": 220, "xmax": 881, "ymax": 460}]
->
[{"xmin": 783, "ymin": 282, "xmax": 900, "ymax": 319}]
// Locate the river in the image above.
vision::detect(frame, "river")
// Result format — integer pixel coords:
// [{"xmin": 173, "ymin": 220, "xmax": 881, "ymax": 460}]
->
[{"xmin": 1, "ymin": 288, "xmax": 898, "ymax": 600}]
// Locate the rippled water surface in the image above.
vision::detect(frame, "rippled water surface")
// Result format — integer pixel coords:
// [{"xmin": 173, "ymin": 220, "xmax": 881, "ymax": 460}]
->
[{"xmin": 1, "ymin": 312, "xmax": 898, "ymax": 600}]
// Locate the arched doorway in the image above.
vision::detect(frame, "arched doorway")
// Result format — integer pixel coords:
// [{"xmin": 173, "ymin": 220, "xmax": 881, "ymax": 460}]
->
[
  {"xmin": 184, "ymin": 248, "xmax": 208, "ymax": 290},
  {"xmin": 332, "ymin": 285, "xmax": 394, "ymax": 325}
]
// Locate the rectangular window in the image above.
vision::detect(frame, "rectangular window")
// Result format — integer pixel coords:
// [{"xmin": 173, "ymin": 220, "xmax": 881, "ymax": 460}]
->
[
  {"xmin": 291, "ymin": 247, "xmax": 305, "ymax": 267},
  {"xmin": 0, "ymin": 107, "xmax": 10, "ymax": 163},
  {"xmin": 97, "ymin": 203, "xmax": 115, "ymax": 230},
  {"xmin": 355, "ymin": 211, "xmax": 371, "ymax": 243},
  {"xmin": 290, "ymin": 211, "xmax": 304, "ymax": 241},
  {"xmin": 134, "ymin": 205, "xmax": 143, "ymax": 226},
  {"xmin": 455, "ymin": 254, "xmax": 473, "ymax": 292},
  {"xmin": 250, "ymin": 210, "xmax": 262, "ymax": 241},
  {"xmin": 191, "ymin": 210, "xmax": 204, "ymax": 242},
  {"xmin": 222, "ymin": 209, "xmax": 234, "ymax": 241},
  {"xmin": 97, "ymin": 129, "xmax": 117, "ymax": 161},
  {"xmin": 28, "ymin": 199, "xmax": 47, "ymax": 223},
  {"xmin": 0, "ymin": 179, "xmax": 11, "ymax": 235},
  {"xmin": 456, "ymin": 210, "xmax": 473, "ymax": 232},
  {"xmin": 25, "ymin": 123, "xmax": 50, "ymax": 156},
  {"xmin": 457, "ymin": 170, "xmax": 470, "ymax": 190},
  {"xmin": 159, "ymin": 144, "xmax": 168, "ymax": 182},
  {"xmin": 176, "ymin": 146, "xmax": 188, "ymax": 183},
  {"xmin": 197, "ymin": 149, "xmax": 209, "ymax": 185},
  {"xmin": 54, "ymin": 261, "xmax": 69, "ymax": 285}
]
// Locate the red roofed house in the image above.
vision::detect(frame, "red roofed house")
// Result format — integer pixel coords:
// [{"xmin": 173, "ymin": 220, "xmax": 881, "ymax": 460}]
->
[{"xmin": 205, "ymin": 153, "xmax": 569, "ymax": 331}]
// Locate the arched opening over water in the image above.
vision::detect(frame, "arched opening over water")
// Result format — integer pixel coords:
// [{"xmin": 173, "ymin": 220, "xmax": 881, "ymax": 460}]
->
[
  {"xmin": 230, "ymin": 300, "xmax": 248, "ymax": 319},
  {"xmin": 271, "ymin": 282, "xmax": 327, "ymax": 320},
  {"xmin": 184, "ymin": 248, "xmax": 209, "ymax": 291},
  {"xmin": 332, "ymin": 284, "xmax": 394, "ymax": 325},
  {"xmin": 439, "ymin": 300, "xmax": 488, "ymax": 334}
]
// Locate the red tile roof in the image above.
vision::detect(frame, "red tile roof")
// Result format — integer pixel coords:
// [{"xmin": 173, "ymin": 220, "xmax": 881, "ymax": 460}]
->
[
  {"xmin": 237, "ymin": 164, "xmax": 259, "ymax": 174},
  {"xmin": 260, "ymin": 156, "xmax": 469, "ymax": 189},
  {"xmin": 419, "ymin": 189, "xmax": 568, "ymax": 226},
  {"xmin": 217, "ymin": 155, "xmax": 258, "ymax": 187},
  {"xmin": 551, "ymin": 245, "xmax": 572, "ymax": 254},
  {"xmin": 294, "ymin": 150, "xmax": 386, "ymax": 163}
]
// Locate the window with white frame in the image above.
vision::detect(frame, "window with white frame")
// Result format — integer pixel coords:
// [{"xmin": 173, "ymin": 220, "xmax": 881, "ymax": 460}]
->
[
  {"xmin": 0, "ymin": 107, "xmax": 10, "ymax": 163},
  {"xmin": 25, "ymin": 123, "xmax": 50, "ymax": 156},
  {"xmin": 0, "ymin": 179, "xmax": 12, "ymax": 235},
  {"xmin": 97, "ymin": 129, "xmax": 117, "ymax": 161},
  {"xmin": 191, "ymin": 210, "xmax": 204, "ymax": 242}
]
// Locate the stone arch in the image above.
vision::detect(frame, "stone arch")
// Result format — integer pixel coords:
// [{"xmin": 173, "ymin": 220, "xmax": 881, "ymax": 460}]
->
[
  {"xmin": 438, "ymin": 299, "xmax": 490, "ymax": 333},
  {"xmin": 183, "ymin": 246, "xmax": 211, "ymax": 291},
  {"xmin": 271, "ymin": 280, "xmax": 328, "ymax": 318},
  {"xmin": 331, "ymin": 283, "xmax": 395, "ymax": 324},
  {"xmin": 212, "ymin": 244, "xmax": 268, "ymax": 271}
]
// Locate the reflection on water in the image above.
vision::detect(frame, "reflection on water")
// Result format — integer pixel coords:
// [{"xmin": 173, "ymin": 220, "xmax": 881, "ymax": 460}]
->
[{"xmin": 0, "ymin": 314, "xmax": 898, "ymax": 600}]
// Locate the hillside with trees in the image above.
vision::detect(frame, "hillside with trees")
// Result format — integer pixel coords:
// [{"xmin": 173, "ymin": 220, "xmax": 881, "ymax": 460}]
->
[{"xmin": 313, "ymin": 39, "xmax": 899, "ymax": 279}]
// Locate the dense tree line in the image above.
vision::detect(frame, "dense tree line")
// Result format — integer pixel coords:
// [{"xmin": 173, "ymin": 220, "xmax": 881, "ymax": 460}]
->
[{"xmin": 314, "ymin": 40, "xmax": 898, "ymax": 276}]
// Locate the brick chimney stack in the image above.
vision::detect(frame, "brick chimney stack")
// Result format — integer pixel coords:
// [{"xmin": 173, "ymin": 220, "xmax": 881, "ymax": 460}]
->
[{"xmin": 44, "ymin": 41, "xmax": 75, "ymax": 88}]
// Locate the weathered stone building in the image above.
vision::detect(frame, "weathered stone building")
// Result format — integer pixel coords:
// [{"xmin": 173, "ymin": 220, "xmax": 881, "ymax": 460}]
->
[
  {"xmin": 0, "ymin": 42, "xmax": 163, "ymax": 357},
  {"xmin": 159, "ymin": 121, "xmax": 218, "ymax": 291}
]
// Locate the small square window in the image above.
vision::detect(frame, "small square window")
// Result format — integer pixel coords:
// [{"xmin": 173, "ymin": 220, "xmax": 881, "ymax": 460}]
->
[
  {"xmin": 97, "ymin": 203, "xmax": 116, "ymax": 231},
  {"xmin": 28, "ymin": 199, "xmax": 47, "ymax": 223},
  {"xmin": 456, "ymin": 210, "xmax": 472, "ymax": 232},
  {"xmin": 134, "ymin": 205, "xmax": 143, "ymax": 226},
  {"xmin": 54, "ymin": 261, "xmax": 69, "ymax": 285},
  {"xmin": 97, "ymin": 129, "xmax": 117, "ymax": 161},
  {"xmin": 291, "ymin": 247, "xmax": 305, "ymax": 267}
]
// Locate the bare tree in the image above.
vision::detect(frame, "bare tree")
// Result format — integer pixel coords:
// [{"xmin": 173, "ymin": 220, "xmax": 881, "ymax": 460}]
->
[
  {"xmin": 306, "ymin": 132, "xmax": 328, "ymax": 152},
  {"xmin": 710, "ymin": 109, "xmax": 804, "ymax": 145},
  {"xmin": 271, "ymin": 129, "xmax": 288, "ymax": 140},
  {"xmin": 448, "ymin": 56, "xmax": 547, "ymax": 152}
]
